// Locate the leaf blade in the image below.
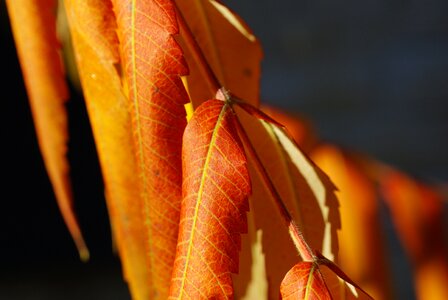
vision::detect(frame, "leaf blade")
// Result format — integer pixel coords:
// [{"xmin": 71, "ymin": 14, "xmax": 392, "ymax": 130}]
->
[
  {"xmin": 281, "ymin": 262, "xmax": 332, "ymax": 300},
  {"xmin": 379, "ymin": 170, "xmax": 448, "ymax": 300},
  {"xmin": 112, "ymin": 0, "xmax": 189, "ymax": 297},
  {"xmin": 311, "ymin": 145, "xmax": 393, "ymax": 299},
  {"xmin": 234, "ymin": 105, "xmax": 340, "ymax": 298},
  {"xmin": 169, "ymin": 99, "xmax": 251, "ymax": 299},
  {"xmin": 176, "ymin": 0, "xmax": 263, "ymax": 106},
  {"xmin": 6, "ymin": 0, "xmax": 88, "ymax": 259},
  {"xmin": 63, "ymin": 0, "xmax": 150, "ymax": 298}
]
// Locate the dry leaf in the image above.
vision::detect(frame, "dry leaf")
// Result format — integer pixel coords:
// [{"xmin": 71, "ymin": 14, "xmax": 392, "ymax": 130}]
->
[
  {"xmin": 281, "ymin": 261, "xmax": 332, "ymax": 300},
  {"xmin": 176, "ymin": 0, "xmax": 263, "ymax": 107},
  {"xmin": 233, "ymin": 104, "xmax": 340, "ymax": 299},
  {"xmin": 112, "ymin": 0, "xmax": 189, "ymax": 297},
  {"xmin": 311, "ymin": 145, "xmax": 393, "ymax": 300},
  {"xmin": 63, "ymin": 1, "xmax": 150, "ymax": 299},
  {"xmin": 6, "ymin": 0, "xmax": 88, "ymax": 259},
  {"xmin": 169, "ymin": 99, "xmax": 251, "ymax": 299}
]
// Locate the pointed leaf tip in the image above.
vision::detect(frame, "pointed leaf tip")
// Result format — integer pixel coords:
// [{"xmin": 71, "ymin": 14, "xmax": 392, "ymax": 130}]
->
[{"xmin": 6, "ymin": 0, "xmax": 88, "ymax": 257}]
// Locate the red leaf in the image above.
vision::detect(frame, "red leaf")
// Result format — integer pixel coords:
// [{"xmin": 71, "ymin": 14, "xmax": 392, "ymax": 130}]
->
[
  {"xmin": 281, "ymin": 262, "xmax": 332, "ymax": 300},
  {"xmin": 169, "ymin": 99, "xmax": 251, "ymax": 299},
  {"xmin": 112, "ymin": 0, "xmax": 189, "ymax": 297}
]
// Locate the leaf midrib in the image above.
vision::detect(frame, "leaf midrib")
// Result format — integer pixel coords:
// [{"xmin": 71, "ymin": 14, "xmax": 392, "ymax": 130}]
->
[
  {"xmin": 304, "ymin": 263, "xmax": 316, "ymax": 300},
  {"xmin": 130, "ymin": 0, "xmax": 156, "ymax": 286}
]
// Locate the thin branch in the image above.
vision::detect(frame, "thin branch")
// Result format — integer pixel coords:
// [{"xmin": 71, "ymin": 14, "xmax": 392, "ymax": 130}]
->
[{"xmin": 233, "ymin": 112, "xmax": 315, "ymax": 262}]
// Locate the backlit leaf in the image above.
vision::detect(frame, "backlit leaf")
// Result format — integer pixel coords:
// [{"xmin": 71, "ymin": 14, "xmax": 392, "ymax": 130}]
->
[
  {"xmin": 233, "ymin": 105, "xmax": 340, "ymax": 299},
  {"xmin": 6, "ymin": 0, "xmax": 88, "ymax": 259},
  {"xmin": 176, "ymin": 0, "xmax": 263, "ymax": 107},
  {"xmin": 169, "ymin": 99, "xmax": 251, "ymax": 299},
  {"xmin": 311, "ymin": 145, "xmax": 393, "ymax": 300},
  {"xmin": 112, "ymin": 0, "xmax": 189, "ymax": 297},
  {"xmin": 281, "ymin": 253, "xmax": 373, "ymax": 300},
  {"xmin": 63, "ymin": 1, "xmax": 150, "ymax": 299},
  {"xmin": 281, "ymin": 262, "xmax": 332, "ymax": 300}
]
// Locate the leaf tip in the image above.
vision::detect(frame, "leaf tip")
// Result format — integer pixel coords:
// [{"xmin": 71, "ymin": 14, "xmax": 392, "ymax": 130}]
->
[{"xmin": 79, "ymin": 246, "xmax": 90, "ymax": 262}]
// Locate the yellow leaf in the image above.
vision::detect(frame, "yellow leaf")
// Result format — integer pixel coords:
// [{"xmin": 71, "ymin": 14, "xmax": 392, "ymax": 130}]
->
[
  {"xmin": 6, "ymin": 0, "xmax": 88, "ymax": 259},
  {"xmin": 176, "ymin": 0, "xmax": 263, "ymax": 107},
  {"xmin": 311, "ymin": 145, "xmax": 393, "ymax": 300},
  {"xmin": 234, "ymin": 105, "xmax": 340, "ymax": 299},
  {"xmin": 64, "ymin": 1, "xmax": 150, "ymax": 299}
]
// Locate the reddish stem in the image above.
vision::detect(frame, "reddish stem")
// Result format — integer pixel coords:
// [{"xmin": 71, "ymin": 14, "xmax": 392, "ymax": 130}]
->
[
  {"xmin": 233, "ymin": 114, "xmax": 315, "ymax": 262},
  {"xmin": 175, "ymin": 6, "xmax": 221, "ymax": 97}
]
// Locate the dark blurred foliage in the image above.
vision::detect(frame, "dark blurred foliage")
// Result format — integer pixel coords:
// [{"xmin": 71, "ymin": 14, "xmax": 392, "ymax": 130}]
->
[{"xmin": 1, "ymin": 0, "xmax": 447, "ymax": 299}]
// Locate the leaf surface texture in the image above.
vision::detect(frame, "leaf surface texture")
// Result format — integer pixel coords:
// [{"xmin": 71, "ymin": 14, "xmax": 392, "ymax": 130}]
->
[
  {"xmin": 169, "ymin": 99, "xmax": 251, "ymax": 299},
  {"xmin": 112, "ymin": 0, "xmax": 189, "ymax": 297},
  {"xmin": 64, "ymin": 1, "xmax": 150, "ymax": 298},
  {"xmin": 176, "ymin": 0, "xmax": 262, "ymax": 106}
]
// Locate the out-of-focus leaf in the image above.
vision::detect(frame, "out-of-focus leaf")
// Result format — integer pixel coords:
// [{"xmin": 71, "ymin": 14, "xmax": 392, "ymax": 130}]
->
[
  {"xmin": 379, "ymin": 169, "xmax": 448, "ymax": 300},
  {"xmin": 311, "ymin": 145, "xmax": 393, "ymax": 300},
  {"xmin": 64, "ymin": 1, "xmax": 150, "ymax": 299},
  {"xmin": 6, "ymin": 0, "xmax": 88, "ymax": 259},
  {"xmin": 111, "ymin": 0, "xmax": 189, "ymax": 298},
  {"xmin": 176, "ymin": 0, "xmax": 263, "ymax": 107},
  {"xmin": 169, "ymin": 99, "xmax": 251, "ymax": 299},
  {"xmin": 56, "ymin": 2, "xmax": 81, "ymax": 91}
]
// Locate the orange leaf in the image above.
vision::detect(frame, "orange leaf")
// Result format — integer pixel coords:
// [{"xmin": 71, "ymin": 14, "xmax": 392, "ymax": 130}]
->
[
  {"xmin": 6, "ymin": 0, "xmax": 88, "ymax": 259},
  {"xmin": 260, "ymin": 105, "xmax": 318, "ymax": 153},
  {"xmin": 176, "ymin": 0, "xmax": 263, "ymax": 107},
  {"xmin": 169, "ymin": 99, "xmax": 251, "ymax": 299},
  {"xmin": 281, "ymin": 262, "xmax": 332, "ymax": 300},
  {"xmin": 311, "ymin": 145, "xmax": 393, "ymax": 300},
  {"xmin": 63, "ymin": 1, "xmax": 150, "ymax": 299},
  {"xmin": 379, "ymin": 170, "xmax": 448, "ymax": 300},
  {"xmin": 281, "ymin": 253, "xmax": 373, "ymax": 300},
  {"xmin": 233, "ymin": 105, "xmax": 340, "ymax": 298},
  {"xmin": 112, "ymin": 0, "xmax": 189, "ymax": 298}
]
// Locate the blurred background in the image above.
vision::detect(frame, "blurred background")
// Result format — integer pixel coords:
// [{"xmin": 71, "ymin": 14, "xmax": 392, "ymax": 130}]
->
[{"xmin": 1, "ymin": 0, "xmax": 447, "ymax": 299}]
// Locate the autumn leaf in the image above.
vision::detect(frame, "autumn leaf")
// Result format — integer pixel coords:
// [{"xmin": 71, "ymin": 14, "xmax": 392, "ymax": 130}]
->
[
  {"xmin": 63, "ymin": 1, "xmax": 151, "ymax": 299},
  {"xmin": 6, "ymin": 0, "xmax": 88, "ymax": 259},
  {"xmin": 310, "ymin": 145, "xmax": 393, "ymax": 300},
  {"xmin": 379, "ymin": 169, "xmax": 448, "ymax": 300},
  {"xmin": 111, "ymin": 0, "xmax": 189, "ymax": 298},
  {"xmin": 169, "ymin": 99, "xmax": 251, "ymax": 299},
  {"xmin": 281, "ymin": 252, "xmax": 374, "ymax": 300},
  {"xmin": 233, "ymin": 104, "xmax": 340, "ymax": 298},
  {"xmin": 259, "ymin": 106, "xmax": 317, "ymax": 154},
  {"xmin": 281, "ymin": 261, "xmax": 332, "ymax": 300},
  {"xmin": 176, "ymin": 0, "xmax": 263, "ymax": 107}
]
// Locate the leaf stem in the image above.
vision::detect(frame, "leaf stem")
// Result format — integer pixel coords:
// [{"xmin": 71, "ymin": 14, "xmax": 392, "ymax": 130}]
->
[
  {"xmin": 175, "ymin": 6, "xmax": 221, "ymax": 97},
  {"xmin": 233, "ymin": 114, "xmax": 315, "ymax": 262}
]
